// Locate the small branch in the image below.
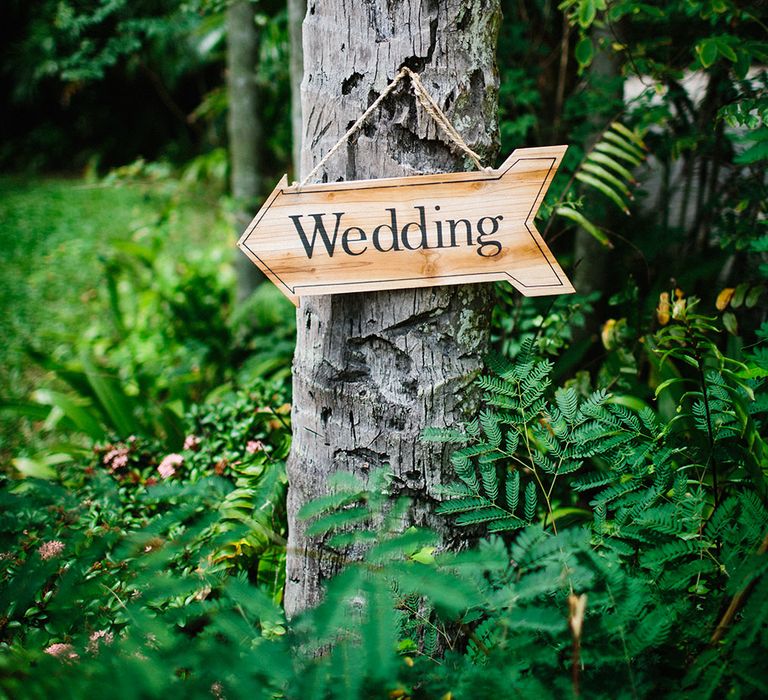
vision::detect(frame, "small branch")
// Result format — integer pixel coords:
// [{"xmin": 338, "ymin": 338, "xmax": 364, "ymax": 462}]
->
[
  {"xmin": 553, "ymin": 13, "xmax": 571, "ymax": 138},
  {"xmin": 710, "ymin": 530, "xmax": 768, "ymax": 645}
]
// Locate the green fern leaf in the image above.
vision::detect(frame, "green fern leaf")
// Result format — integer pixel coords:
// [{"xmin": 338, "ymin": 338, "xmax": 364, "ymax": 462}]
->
[
  {"xmin": 524, "ymin": 482, "xmax": 537, "ymax": 523},
  {"xmin": 505, "ymin": 470, "xmax": 520, "ymax": 513},
  {"xmin": 420, "ymin": 427, "xmax": 468, "ymax": 443},
  {"xmin": 435, "ymin": 496, "xmax": 491, "ymax": 515},
  {"xmin": 479, "ymin": 462, "xmax": 499, "ymax": 501},
  {"xmin": 480, "ymin": 410, "xmax": 502, "ymax": 447},
  {"xmin": 555, "ymin": 387, "xmax": 579, "ymax": 422},
  {"xmin": 455, "ymin": 506, "xmax": 510, "ymax": 526}
]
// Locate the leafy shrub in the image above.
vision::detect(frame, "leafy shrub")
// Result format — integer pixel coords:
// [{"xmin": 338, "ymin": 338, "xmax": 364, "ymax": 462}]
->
[
  {"xmin": 0, "ymin": 380, "xmax": 289, "ymax": 685},
  {"xmin": 2, "ymin": 301, "xmax": 765, "ymax": 698}
]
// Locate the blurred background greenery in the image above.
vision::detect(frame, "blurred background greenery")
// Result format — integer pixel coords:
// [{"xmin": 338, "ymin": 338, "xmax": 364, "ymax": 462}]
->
[{"xmin": 0, "ymin": 1, "xmax": 767, "ymax": 695}]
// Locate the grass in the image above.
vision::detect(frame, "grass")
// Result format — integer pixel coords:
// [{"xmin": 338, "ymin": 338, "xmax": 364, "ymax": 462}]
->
[{"xmin": 0, "ymin": 175, "xmax": 230, "ymax": 459}]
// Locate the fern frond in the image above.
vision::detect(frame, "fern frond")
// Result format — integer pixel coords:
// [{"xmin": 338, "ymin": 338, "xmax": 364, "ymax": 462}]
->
[
  {"xmin": 477, "ymin": 375, "xmax": 520, "ymax": 400},
  {"xmin": 479, "ymin": 461, "xmax": 499, "ymax": 501},
  {"xmin": 505, "ymin": 470, "xmax": 520, "ymax": 513},
  {"xmin": 487, "ymin": 517, "xmax": 525, "ymax": 533},
  {"xmin": 480, "ymin": 410, "xmax": 503, "ymax": 447},
  {"xmin": 455, "ymin": 506, "xmax": 510, "ymax": 526},
  {"xmin": 505, "ymin": 429, "xmax": 520, "ymax": 455},
  {"xmin": 571, "ymin": 471, "xmax": 614, "ymax": 492},
  {"xmin": 555, "ymin": 387, "xmax": 579, "ymax": 423},
  {"xmin": 639, "ymin": 538, "xmax": 706, "ymax": 570},
  {"xmin": 435, "ymin": 496, "xmax": 491, "ymax": 515},
  {"xmin": 524, "ymin": 482, "xmax": 537, "ymax": 523},
  {"xmin": 420, "ymin": 427, "xmax": 468, "ymax": 443}
]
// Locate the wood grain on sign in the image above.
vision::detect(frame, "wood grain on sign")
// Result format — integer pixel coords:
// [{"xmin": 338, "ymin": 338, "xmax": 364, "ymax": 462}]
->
[{"xmin": 238, "ymin": 145, "xmax": 574, "ymax": 306}]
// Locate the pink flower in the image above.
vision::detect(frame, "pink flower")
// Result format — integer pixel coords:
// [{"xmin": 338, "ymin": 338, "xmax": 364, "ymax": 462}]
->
[
  {"xmin": 103, "ymin": 447, "xmax": 129, "ymax": 472},
  {"xmin": 183, "ymin": 435, "xmax": 201, "ymax": 451},
  {"xmin": 38, "ymin": 540, "xmax": 65, "ymax": 560},
  {"xmin": 87, "ymin": 629, "xmax": 114, "ymax": 653},
  {"xmin": 246, "ymin": 440, "xmax": 265, "ymax": 454},
  {"xmin": 157, "ymin": 453, "xmax": 183, "ymax": 479},
  {"xmin": 44, "ymin": 643, "xmax": 78, "ymax": 660}
]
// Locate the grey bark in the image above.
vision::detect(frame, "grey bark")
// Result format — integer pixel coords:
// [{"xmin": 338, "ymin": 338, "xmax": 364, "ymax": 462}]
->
[
  {"xmin": 288, "ymin": 0, "xmax": 306, "ymax": 176},
  {"xmin": 226, "ymin": 0, "xmax": 263, "ymax": 302},
  {"xmin": 285, "ymin": 0, "xmax": 501, "ymax": 618}
]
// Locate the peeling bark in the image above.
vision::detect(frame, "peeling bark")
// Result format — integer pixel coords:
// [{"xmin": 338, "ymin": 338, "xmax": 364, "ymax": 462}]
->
[{"xmin": 285, "ymin": 0, "xmax": 501, "ymax": 618}]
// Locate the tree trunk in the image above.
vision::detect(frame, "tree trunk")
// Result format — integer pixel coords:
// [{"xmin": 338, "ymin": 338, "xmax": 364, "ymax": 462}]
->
[
  {"xmin": 285, "ymin": 0, "xmax": 501, "ymax": 618},
  {"xmin": 573, "ymin": 25, "xmax": 623, "ymax": 334},
  {"xmin": 288, "ymin": 0, "xmax": 306, "ymax": 177},
  {"xmin": 226, "ymin": 0, "xmax": 263, "ymax": 302}
]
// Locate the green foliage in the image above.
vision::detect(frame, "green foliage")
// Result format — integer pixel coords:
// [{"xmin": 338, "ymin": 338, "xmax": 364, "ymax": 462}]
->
[
  {"xmin": 0, "ymin": 176, "xmax": 225, "ymax": 459},
  {"xmin": 419, "ymin": 323, "xmax": 768, "ymax": 697},
  {"xmin": 1, "ymin": 323, "xmax": 767, "ymax": 698},
  {"xmin": 0, "ymin": 380, "xmax": 288, "ymax": 669},
  {"xmin": 556, "ymin": 122, "xmax": 648, "ymax": 247},
  {"xmin": 1, "ymin": 0, "xmax": 768, "ymax": 697},
  {"xmin": 1, "ymin": 172, "xmax": 295, "ymax": 461}
]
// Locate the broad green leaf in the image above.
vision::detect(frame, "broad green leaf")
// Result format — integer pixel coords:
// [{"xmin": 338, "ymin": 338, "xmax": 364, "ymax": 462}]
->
[
  {"xmin": 576, "ymin": 172, "xmax": 630, "ymax": 212},
  {"xmin": 606, "ymin": 394, "xmax": 651, "ymax": 413},
  {"xmin": 588, "ymin": 151, "xmax": 635, "ymax": 181},
  {"xmin": 731, "ymin": 283, "xmax": 749, "ymax": 308},
  {"xmin": 32, "ymin": 389, "xmax": 106, "ymax": 440},
  {"xmin": 556, "ymin": 206, "xmax": 613, "ymax": 248},
  {"xmin": 610, "ymin": 122, "xmax": 646, "ymax": 149},
  {"xmin": 715, "ymin": 38, "xmax": 737, "ymax": 62},
  {"xmin": 603, "ymin": 130, "xmax": 645, "ymax": 161},
  {"xmin": 13, "ymin": 456, "xmax": 57, "ymax": 479},
  {"xmin": 745, "ymin": 286, "xmax": 763, "ymax": 308},
  {"xmin": 0, "ymin": 399, "xmax": 52, "ymax": 422},
  {"xmin": 575, "ymin": 36, "xmax": 594, "ymax": 67},
  {"xmin": 578, "ymin": 0, "xmax": 596, "ymax": 28},
  {"xmin": 735, "ymin": 137, "xmax": 768, "ymax": 164},
  {"xmin": 697, "ymin": 39, "xmax": 718, "ymax": 68},
  {"xmin": 582, "ymin": 161, "xmax": 631, "ymax": 195},
  {"xmin": 654, "ymin": 377, "xmax": 688, "ymax": 397},
  {"xmin": 594, "ymin": 142, "xmax": 643, "ymax": 166},
  {"xmin": 80, "ymin": 354, "xmax": 142, "ymax": 437},
  {"xmin": 410, "ymin": 546, "xmax": 436, "ymax": 565}
]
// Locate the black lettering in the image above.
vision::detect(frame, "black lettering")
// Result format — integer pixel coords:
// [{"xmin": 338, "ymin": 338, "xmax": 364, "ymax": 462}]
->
[
  {"xmin": 372, "ymin": 209, "xmax": 401, "ymax": 252},
  {"xmin": 341, "ymin": 226, "xmax": 368, "ymax": 256},
  {"xmin": 401, "ymin": 206, "xmax": 428, "ymax": 250},
  {"xmin": 432, "ymin": 219, "xmax": 444, "ymax": 249},
  {"xmin": 289, "ymin": 212, "xmax": 345, "ymax": 258},
  {"xmin": 476, "ymin": 215, "xmax": 503, "ymax": 257},
  {"xmin": 447, "ymin": 219, "xmax": 473, "ymax": 248}
]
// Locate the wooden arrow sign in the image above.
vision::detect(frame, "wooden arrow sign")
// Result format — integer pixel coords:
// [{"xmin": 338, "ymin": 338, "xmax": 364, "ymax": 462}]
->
[{"xmin": 237, "ymin": 145, "xmax": 574, "ymax": 306}]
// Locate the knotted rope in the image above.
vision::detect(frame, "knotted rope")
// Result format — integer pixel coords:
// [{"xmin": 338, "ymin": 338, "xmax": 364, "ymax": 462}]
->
[{"xmin": 297, "ymin": 66, "xmax": 488, "ymax": 189}]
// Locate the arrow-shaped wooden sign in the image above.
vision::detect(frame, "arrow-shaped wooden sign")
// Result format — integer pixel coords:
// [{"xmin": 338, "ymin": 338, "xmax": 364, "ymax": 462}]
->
[{"xmin": 237, "ymin": 145, "xmax": 574, "ymax": 306}]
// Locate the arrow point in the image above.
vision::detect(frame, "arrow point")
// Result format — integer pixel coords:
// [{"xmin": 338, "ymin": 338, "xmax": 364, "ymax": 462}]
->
[{"xmin": 498, "ymin": 144, "xmax": 568, "ymax": 175}]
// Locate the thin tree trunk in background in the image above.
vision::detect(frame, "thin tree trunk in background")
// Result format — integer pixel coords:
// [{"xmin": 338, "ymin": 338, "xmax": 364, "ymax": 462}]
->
[
  {"xmin": 573, "ymin": 25, "xmax": 622, "ymax": 313},
  {"xmin": 226, "ymin": 0, "xmax": 263, "ymax": 302},
  {"xmin": 285, "ymin": 0, "xmax": 501, "ymax": 618},
  {"xmin": 288, "ymin": 0, "xmax": 306, "ymax": 177}
]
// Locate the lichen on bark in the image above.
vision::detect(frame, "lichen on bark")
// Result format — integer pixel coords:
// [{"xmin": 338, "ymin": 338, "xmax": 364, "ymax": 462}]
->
[{"xmin": 285, "ymin": 0, "xmax": 501, "ymax": 618}]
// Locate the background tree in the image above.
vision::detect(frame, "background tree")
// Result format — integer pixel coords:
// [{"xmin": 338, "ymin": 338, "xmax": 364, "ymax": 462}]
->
[
  {"xmin": 226, "ymin": 0, "xmax": 264, "ymax": 301},
  {"xmin": 287, "ymin": 0, "xmax": 306, "ymax": 176},
  {"xmin": 284, "ymin": 0, "xmax": 501, "ymax": 616}
]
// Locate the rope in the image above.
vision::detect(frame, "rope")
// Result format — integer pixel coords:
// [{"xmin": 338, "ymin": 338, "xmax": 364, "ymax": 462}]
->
[{"xmin": 297, "ymin": 66, "xmax": 488, "ymax": 189}]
